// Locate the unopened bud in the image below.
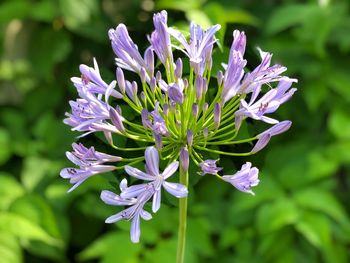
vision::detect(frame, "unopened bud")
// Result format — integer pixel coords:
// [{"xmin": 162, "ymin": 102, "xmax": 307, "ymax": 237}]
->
[
  {"xmin": 156, "ymin": 71, "xmax": 162, "ymax": 82},
  {"xmin": 150, "ymin": 77, "xmax": 156, "ymax": 92},
  {"xmin": 180, "ymin": 147, "xmax": 189, "ymax": 171},
  {"xmin": 203, "ymin": 102, "xmax": 208, "ymax": 113},
  {"xmin": 217, "ymin": 70, "xmax": 223, "ymax": 87},
  {"xmin": 140, "ymin": 92, "xmax": 146, "ymax": 104},
  {"xmin": 144, "ymin": 48, "xmax": 154, "ymax": 76},
  {"xmin": 131, "ymin": 81, "xmax": 138, "ymax": 95},
  {"xmin": 109, "ymin": 108, "xmax": 125, "ymax": 133},
  {"xmin": 192, "ymin": 103, "xmax": 198, "ymax": 119},
  {"xmin": 155, "ymin": 134, "xmax": 163, "ymax": 150},
  {"xmin": 214, "ymin": 103, "xmax": 221, "ymax": 128},
  {"xmin": 196, "ymin": 76, "xmax": 203, "ymax": 100},
  {"xmin": 116, "ymin": 67, "xmax": 125, "ymax": 93},
  {"xmin": 203, "ymin": 127, "xmax": 208, "ymax": 138},
  {"xmin": 175, "ymin": 58, "xmax": 183, "ymax": 79},
  {"xmin": 140, "ymin": 67, "xmax": 147, "ymax": 83},
  {"xmin": 163, "ymin": 104, "xmax": 169, "ymax": 116},
  {"xmin": 187, "ymin": 129, "xmax": 193, "ymax": 147}
]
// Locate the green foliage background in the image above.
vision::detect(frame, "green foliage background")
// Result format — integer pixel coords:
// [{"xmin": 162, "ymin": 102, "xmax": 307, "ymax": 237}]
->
[{"xmin": 0, "ymin": 0, "xmax": 349, "ymax": 262}]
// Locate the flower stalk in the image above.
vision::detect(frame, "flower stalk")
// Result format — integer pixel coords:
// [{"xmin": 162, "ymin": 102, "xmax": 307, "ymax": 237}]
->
[{"xmin": 176, "ymin": 158, "xmax": 189, "ymax": 263}]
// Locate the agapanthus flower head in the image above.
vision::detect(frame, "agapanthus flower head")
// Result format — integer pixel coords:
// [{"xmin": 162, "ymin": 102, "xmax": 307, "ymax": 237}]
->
[{"xmin": 62, "ymin": 9, "xmax": 297, "ymax": 243}]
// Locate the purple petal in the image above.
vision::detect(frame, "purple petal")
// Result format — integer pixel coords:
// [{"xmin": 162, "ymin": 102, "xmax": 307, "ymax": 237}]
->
[
  {"xmin": 105, "ymin": 212, "xmax": 124, "ymax": 224},
  {"xmin": 121, "ymin": 183, "xmax": 148, "ymax": 199},
  {"xmin": 130, "ymin": 215, "xmax": 141, "ymax": 243},
  {"xmin": 251, "ymin": 133, "xmax": 271, "ymax": 153},
  {"xmin": 125, "ymin": 166, "xmax": 154, "ymax": 180},
  {"xmin": 152, "ymin": 190, "xmax": 161, "ymax": 213},
  {"xmin": 145, "ymin": 147, "xmax": 160, "ymax": 176},
  {"xmin": 162, "ymin": 161, "xmax": 179, "ymax": 179},
  {"xmin": 100, "ymin": 190, "xmax": 136, "ymax": 206},
  {"xmin": 140, "ymin": 209, "xmax": 152, "ymax": 220},
  {"xmin": 163, "ymin": 182, "xmax": 188, "ymax": 198}
]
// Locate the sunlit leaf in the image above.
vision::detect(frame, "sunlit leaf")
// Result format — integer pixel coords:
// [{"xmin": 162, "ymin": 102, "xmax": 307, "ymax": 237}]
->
[
  {"xmin": 295, "ymin": 211, "xmax": 331, "ymax": 249},
  {"xmin": 0, "ymin": 212, "xmax": 60, "ymax": 246},
  {"xmin": 0, "ymin": 231, "xmax": 22, "ymax": 263},
  {"xmin": 0, "ymin": 173, "xmax": 24, "ymax": 210},
  {"xmin": 257, "ymin": 198, "xmax": 299, "ymax": 234}
]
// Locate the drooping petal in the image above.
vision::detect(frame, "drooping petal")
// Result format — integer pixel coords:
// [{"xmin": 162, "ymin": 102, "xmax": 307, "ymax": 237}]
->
[
  {"xmin": 140, "ymin": 209, "xmax": 152, "ymax": 220},
  {"xmin": 152, "ymin": 189, "xmax": 161, "ymax": 213},
  {"xmin": 105, "ymin": 211, "xmax": 125, "ymax": 224},
  {"xmin": 163, "ymin": 182, "xmax": 188, "ymax": 198},
  {"xmin": 130, "ymin": 215, "xmax": 141, "ymax": 243}
]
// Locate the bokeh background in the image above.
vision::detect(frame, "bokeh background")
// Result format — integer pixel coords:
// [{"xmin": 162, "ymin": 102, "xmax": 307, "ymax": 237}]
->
[{"xmin": 1, "ymin": 0, "xmax": 350, "ymax": 262}]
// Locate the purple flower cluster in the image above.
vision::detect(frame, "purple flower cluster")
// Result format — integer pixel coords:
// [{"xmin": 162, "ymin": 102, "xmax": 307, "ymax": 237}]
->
[{"xmin": 61, "ymin": 10, "xmax": 297, "ymax": 242}]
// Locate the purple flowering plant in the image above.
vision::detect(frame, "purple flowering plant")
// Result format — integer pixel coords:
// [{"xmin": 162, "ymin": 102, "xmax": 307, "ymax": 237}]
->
[{"xmin": 61, "ymin": 10, "xmax": 297, "ymax": 262}]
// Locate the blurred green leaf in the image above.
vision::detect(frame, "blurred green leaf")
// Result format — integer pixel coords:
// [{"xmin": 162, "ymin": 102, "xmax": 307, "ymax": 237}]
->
[
  {"xmin": 156, "ymin": 0, "xmax": 202, "ymax": 12},
  {"xmin": 30, "ymin": 0, "xmax": 59, "ymax": 22},
  {"xmin": 0, "ymin": 128, "xmax": 11, "ymax": 164},
  {"xmin": 265, "ymin": 4, "xmax": 320, "ymax": 35},
  {"xmin": 328, "ymin": 107, "xmax": 350, "ymax": 140},
  {"xmin": 295, "ymin": 211, "xmax": 331, "ymax": 249},
  {"xmin": 0, "ymin": 173, "xmax": 24, "ymax": 210},
  {"xmin": 257, "ymin": 198, "xmax": 299, "ymax": 234},
  {"xmin": 185, "ymin": 10, "xmax": 211, "ymax": 29},
  {"xmin": 59, "ymin": 0, "xmax": 98, "ymax": 30},
  {"xmin": 28, "ymin": 28, "xmax": 72, "ymax": 78},
  {"xmin": 21, "ymin": 156, "xmax": 61, "ymax": 192},
  {"xmin": 328, "ymin": 71, "xmax": 350, "ymax": 102},
  {"xmin": 187, "ymin": 217, "xmax": 214, "ymax": 257},
  {"xmin": 77, "ymin": 231, "xmax": 142, "ymax": 263},
  {"xmin": 8, "ymin": 194, "xmax": 63, "ymax": 239},
  {"xmin": 0, "ymin": 212, "xmax": 60, "ymax": 246},
  {"xmin": 0, "ymin": 0, "xmax": 31, "ymax": 23},
  {"xmin": 293, "ymin": 188, "xmax": 349, "ymax": 226},
  {"xmin": 0, "ymin": 232, "xmax": 22, "ymax": 263}
]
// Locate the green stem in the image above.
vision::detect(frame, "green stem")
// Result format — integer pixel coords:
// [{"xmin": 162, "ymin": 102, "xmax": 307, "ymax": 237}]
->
[{"xmin": 176, "ymin": 161, "xmax": 188, "ymax": 263}]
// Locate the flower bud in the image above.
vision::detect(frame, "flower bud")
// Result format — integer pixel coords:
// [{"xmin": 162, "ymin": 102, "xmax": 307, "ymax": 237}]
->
[
  {"xmin": 109, "ymin": 108, "xmax": 125, "ymax": 133},
  {"xmin": 144, "ymin": 48, "xmax": 154, "ymax": 76},
  {"xmin": 154, "ymin": 133, "xmax": 163, "ymax": 150},
  {"xmin": 203, "ymin": 102, "xmax": 208, "ymax": 113},
  {"xmin": 187, "ymin": 129, "xmax": 193, "ymax": 147},
  {"xmin": 196, "ymin": 76, "xmax": 203, "ymax": 100},
  {"xmin": 175, "ymin": 58, "xmax": 183, "ymax": 79},
  {"xmin": 217, "ymin": 70, "xmax": 223, "ymax": 87},
  {"xmin": 180, "ymin": 147, "xmax": 189, "ymax": 171},
  {"xmin": 140, "ymin": 91, "xmax": 146, "ymax": 104},
  {"xmin": 192, "ymin": 103, "xmax": 198, "ymax": 119},
  {"xmin": 214, "ymin": 103, "xmax": 221, "ymax": 128},
  {"xmin": 141, "ymin": 108, "xmax": 152, "ymax": 129},
  {"xmin": 131, "ymin": 81, "xmax": 138, "ymax": 95},
  {"xmin": 163, "ymin": 104, "xmax": 169, "ymax": 116},
  {"xmin": 156, "ymin": 71, "xmax": 162, "ymax": 82},
  {"xmin": 140, "ymin": 67, "xmax": 147, "ymax": 83},
  {"xmin": 203, "ymin": 127, "xmax": 208, "ymax": 138},
  {"xmin": 116, "ymin": 67, "xmax": 125, "ymax": 93},
  {"xmin": 150, "ymin": 77, "xmax": 156, "ymax": 92}
]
